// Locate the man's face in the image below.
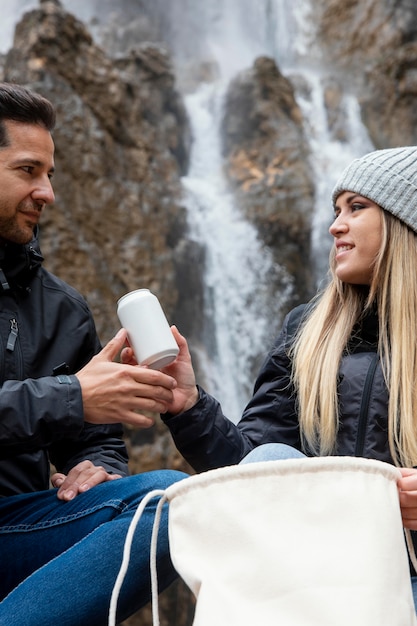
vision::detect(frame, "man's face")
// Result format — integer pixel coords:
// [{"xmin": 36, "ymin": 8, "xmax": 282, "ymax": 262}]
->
[{"xmin": 0, "ymin": 119, "xmax": 55, "ymax": 245}]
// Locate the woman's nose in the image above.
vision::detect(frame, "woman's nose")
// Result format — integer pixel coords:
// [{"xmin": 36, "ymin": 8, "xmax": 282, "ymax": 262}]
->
[{"xmin": 329, "ymin": 214, "xmax": 348, "ymax": 236}]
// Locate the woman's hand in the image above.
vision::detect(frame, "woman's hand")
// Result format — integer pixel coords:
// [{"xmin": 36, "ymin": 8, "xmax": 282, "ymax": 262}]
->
[{"xmin": 398, "ymin": 468, "xmax": 417, "ymax": 530}]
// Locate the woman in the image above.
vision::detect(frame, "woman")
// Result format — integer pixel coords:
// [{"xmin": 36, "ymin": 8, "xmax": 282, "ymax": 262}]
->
[{"xmin": 124, "ymin": 146, "xmax": 417, "ymax": 601}]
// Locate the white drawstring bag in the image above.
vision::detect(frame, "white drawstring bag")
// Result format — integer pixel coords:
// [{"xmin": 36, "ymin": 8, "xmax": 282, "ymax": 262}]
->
[{"xmin": 109, "ymin": 456, "xmax": 417, "ymax": 626}]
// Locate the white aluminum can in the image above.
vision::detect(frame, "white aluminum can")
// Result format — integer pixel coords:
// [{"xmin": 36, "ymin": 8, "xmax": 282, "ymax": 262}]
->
[{"xmin": 117, "ymin": 289, "xmax": 179, "ymax": 369}]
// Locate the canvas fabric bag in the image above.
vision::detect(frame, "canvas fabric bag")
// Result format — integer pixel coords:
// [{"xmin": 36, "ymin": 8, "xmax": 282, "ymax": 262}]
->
[{"xmin": 109, "ymin": 456, "xmax": 417, "ymax": 626}]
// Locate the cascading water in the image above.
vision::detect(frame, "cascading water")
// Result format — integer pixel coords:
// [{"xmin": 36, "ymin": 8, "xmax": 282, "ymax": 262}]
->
[
  {"xmin": 160, "ymin": 1, "xmax": 309, "ymax": 419},
  {"xmin": 166, "ymin": 0, "xmax": 375, "ymax": 416},
  {"xmin": 181, "ymin": 81, "xmax": 290, "ymax": 420},
  {"xmin": 295, "ymin": 73, "xmax": 374, "ymax": 282}
]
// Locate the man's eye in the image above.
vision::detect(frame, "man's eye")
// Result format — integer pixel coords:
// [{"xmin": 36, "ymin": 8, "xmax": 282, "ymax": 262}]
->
[{"xmin": 21, "ymin": 166, "xmax": 33, "ymax": 174}]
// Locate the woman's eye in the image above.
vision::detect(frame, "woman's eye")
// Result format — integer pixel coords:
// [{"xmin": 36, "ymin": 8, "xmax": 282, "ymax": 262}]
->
[{"xmin": 351, "ymin": 203, "xmax": 365, "ymax": 212}]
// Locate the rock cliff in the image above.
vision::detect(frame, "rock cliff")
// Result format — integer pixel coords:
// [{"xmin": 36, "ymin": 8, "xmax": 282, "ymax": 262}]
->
[
  {"xmin": 222, "ymin": 56, "xmax": 314, "ymax": 306},
  {"xmin": 3, "ymin": 0, "xmax": 191, "ymax": 344},
  {"xmin": 314, "ymin": 0, "xmax": 417, "ymax": 148}
]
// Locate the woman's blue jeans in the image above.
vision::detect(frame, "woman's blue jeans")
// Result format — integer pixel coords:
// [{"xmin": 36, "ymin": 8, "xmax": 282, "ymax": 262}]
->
[
  {"xmin": 241, "ymin": 443, "xmax": 417, "ymax": 614},
  {"xmin": 0, "ymin": 469, "xmax": 187, "ymax": 626}
]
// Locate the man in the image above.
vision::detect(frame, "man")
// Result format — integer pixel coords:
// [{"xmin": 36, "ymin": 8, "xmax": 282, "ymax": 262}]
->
[{"xmin": 0, "ymin": 82, "xmax": 186, "ymax": 625}]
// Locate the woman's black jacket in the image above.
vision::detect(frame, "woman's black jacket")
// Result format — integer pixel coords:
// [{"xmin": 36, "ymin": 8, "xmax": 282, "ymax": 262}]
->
[
  {"xmin": 163, "ymin": 303, "xmax": 391, "ymax": 473},
  {"xmin": 0, "ymin": 234, "xmax": 128, "ymax": 497}
]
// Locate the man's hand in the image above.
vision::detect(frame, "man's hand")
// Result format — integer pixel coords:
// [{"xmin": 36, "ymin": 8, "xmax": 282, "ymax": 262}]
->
[
  {"xmin": 76, "ymin": 329, "xmax": 178, "ymax": 428},
  {"xmin": 51, "ymin": 460, "xmax": 122, "ymax": 501},
  {"xmin": 398, "ymin": 468, "xmax": 417, "ymax": 530},
  {"xmin": 121, "ymin": 326, "xmax": 200, "ymax": 415}
]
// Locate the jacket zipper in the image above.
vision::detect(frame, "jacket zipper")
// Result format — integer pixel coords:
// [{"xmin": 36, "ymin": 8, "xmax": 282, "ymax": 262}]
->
[
  {"xmin": 7, "ymin": 318, "xmax": 18, "ymax": 352},
  {"xmin": 355, "ymin": 353, "xmax": 379, "ymax": 456}
]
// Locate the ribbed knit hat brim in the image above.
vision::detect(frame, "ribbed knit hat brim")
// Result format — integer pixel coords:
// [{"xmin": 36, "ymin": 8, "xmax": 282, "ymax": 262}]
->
[{"xmin": 332, "ymin": 147, "xmax": 417, "ymax": 233}]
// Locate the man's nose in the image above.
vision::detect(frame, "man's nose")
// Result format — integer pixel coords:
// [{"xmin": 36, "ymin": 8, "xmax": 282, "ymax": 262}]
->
[{"xmin": 31, "ymin": 177, "xmax": 55, "ymax": 205}]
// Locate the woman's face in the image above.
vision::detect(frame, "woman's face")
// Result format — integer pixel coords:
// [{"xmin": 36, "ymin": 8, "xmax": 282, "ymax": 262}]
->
[{"xmin": 329, "ymin": 191, "xmax": 383, "ymax": 285}]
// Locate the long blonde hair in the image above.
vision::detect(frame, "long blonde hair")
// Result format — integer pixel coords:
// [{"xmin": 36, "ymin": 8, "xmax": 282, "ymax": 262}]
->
[{"xmin": 290, "ymin": 210, "xmax": 417, "ymax": 467}]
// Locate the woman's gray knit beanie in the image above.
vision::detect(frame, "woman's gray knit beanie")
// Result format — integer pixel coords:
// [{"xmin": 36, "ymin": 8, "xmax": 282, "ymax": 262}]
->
[{"xmin": 332, "ymin": 146, "xmax": 417, "ymax": 233}]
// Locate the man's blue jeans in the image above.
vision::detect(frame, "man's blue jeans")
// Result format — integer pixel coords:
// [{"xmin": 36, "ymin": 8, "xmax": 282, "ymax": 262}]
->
[
  {"xmin": 241, "ymin": 443, "xmax": 417, "ymax": 615},
  {"xmin": 0, "ymin": 470, "xmax": 187, "ymax": 626}
]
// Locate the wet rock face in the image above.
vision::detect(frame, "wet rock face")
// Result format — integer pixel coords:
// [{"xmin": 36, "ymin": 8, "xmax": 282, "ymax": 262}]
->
[
  {"xmin": 313, "ymin": 0, "xmax": 417, "ymax": 148},
  {"xmin": 361, "ymin": 42, "xmax": 417, "ymax": 148},
  {"xmin": 3, "ymin": 0, "xmax": 192, "ymax": 344},
  {"xmin": 222, "ymin": 57, "xmax": 315, "ymax": 306}
]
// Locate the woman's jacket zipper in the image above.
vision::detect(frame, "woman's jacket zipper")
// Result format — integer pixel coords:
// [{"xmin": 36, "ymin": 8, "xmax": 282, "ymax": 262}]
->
[{"xmin": 355, "ymin": 353, "xmax": 379, "ymax": 456}]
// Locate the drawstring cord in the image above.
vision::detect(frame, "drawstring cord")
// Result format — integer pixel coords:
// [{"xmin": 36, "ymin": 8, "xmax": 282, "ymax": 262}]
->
[
  {"xmin": 150, "ymin": 495, "xmax": 168, "ymax": 626},
  {"xmin": 108, "ymin": 489, "xmax": 167, "ymax": 626}
]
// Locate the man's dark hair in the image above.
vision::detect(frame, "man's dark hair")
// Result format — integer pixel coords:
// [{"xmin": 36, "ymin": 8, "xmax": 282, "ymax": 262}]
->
[{"xmin": 0, "ymin": 82, "xmax": 56, "ymax": 147}]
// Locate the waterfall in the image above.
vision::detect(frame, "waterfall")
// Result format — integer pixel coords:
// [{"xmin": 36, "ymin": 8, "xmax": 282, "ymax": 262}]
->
[
  {"xmin": 169, "ymin": 2, "xmax": 306, "ymax": 419},
  {"xmin": 1, "ymin": 0, "xmax": 376, "ymax": 419},
  {"xmin": 181, "ymin": 81, "xmax": 291, "ymax": 420},
  {"xmin": 295, "ymin": 73, "xmax": 374, "ymax": 283},
  {"xmin": 168, "ymin": 0, "xmax": 374, "ymax": 416}
]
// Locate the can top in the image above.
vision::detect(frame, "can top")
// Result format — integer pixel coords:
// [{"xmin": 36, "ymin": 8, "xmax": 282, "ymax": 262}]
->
[{"xmin": 117, "ymin": 289, "xmax": 152, "ymax": 307}]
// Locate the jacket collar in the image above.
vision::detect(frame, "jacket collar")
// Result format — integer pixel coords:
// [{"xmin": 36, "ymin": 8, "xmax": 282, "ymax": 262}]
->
[
  {"xmin": 0, "ymin": 227, "xmax": 44, "ymax": 294},
  {"xmin": 348, "ymin": 307, "xmax": 379, "ymax": 353}
]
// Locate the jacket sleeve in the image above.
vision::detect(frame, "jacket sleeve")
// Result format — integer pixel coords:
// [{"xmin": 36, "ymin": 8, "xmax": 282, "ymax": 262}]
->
[
  {"xmin": 0, "ymin": 285, "xmax": 130, "ymax": 477},
  {"xmin": 0, "ymin": 375, "xmax": 86, "ymax": 456},
  {"xmin": 46, "ymin": 327, "xmax": 129, "ymax": 476},
  {"xmin": 46, "ymin": 304, "xmax": 129, "ymax": 476},
  {"xmin": 49, "ymin": 422, "xmax": 129, "ymax": 477},
  {"xmin": 162, "ymin": 307, "xmax": 304, "ymax": 472},
  {"xmin": 0, "ymin": 374, "xmax": 129, "ymax": 476}
]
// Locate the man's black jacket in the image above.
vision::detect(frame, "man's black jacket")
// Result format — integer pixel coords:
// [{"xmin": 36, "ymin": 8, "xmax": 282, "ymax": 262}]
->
[{"xmin": 0, "ymin": 232, "xmax": 128, "ymax": 497}]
